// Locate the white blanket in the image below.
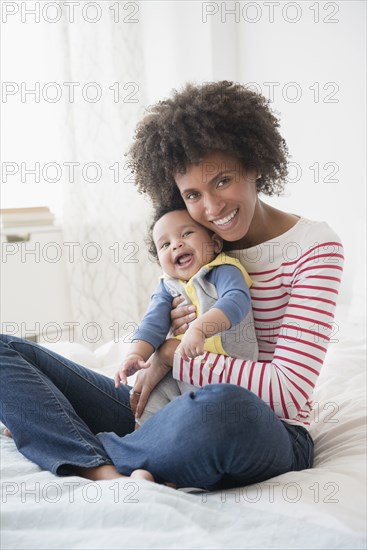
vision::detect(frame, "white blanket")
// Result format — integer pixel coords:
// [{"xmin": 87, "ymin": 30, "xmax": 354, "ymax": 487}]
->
[{"xmin": 1, "ymin": 310, "xmax": 366, "ymax": 549}]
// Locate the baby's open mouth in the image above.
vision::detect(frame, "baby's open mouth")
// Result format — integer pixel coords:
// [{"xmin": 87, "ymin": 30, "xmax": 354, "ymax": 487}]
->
[{"xmin": 175, "ymin": 253, "xmax": 193, "ymax": 267}]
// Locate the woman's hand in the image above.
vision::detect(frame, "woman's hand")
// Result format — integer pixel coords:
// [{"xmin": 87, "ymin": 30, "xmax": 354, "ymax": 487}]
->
[
  {"xmin": 170, "ymin": 296, "xmax": 196, "ymax": 336},
  {"xmin": 129, "ymin": 354, "xmax": 172, "ymax": 419}
]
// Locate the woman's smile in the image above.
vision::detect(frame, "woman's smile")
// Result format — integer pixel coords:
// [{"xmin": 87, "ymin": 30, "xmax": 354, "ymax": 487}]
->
[{"xmin": 211, "ymin": 208, "xmax": 239, "ymax": 229}]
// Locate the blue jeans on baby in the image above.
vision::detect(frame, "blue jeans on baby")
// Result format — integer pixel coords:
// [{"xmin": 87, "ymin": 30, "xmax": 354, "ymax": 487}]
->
[{"xmin": 0, "ymin": 335, "xmax": 313, "ymax": 490}]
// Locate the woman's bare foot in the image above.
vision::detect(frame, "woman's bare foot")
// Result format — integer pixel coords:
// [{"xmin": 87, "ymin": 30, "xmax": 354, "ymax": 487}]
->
[
  {"xmin": 3, "ymin": 428, "xmax": 154, "ymax": 483},
  {"xmin": 74, "ymin": 464, "xmax": 154, "ymax": 482},
  {"xmin": 2, "ymin": 430, "xmax": 155, "ymax": 483},
  {"xmin": 164, "ymin": 482, "xmax": 177, "ymax": 489},
  {"xmin": 131, "ymin": 469, "xmax": 154, "ymax": 482}
]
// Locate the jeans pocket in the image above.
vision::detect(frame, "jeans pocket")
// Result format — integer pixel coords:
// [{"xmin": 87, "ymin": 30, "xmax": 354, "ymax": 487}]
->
[
  {"xmin": 305, "ymin": 431, "xmax": 314, "ymax": 468},
  {"xmin": 284, "ymin": 423, "xmax": 314, "ymax": 471},
  {"xmin": 294, "ymin": 429, "xmax": 314, "ymax": 470}
]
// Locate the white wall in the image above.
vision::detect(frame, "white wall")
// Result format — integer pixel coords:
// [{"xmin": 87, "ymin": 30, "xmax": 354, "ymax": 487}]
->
[
  {"xmin": 140, "ymin": 1, "xmax": 239, "ymax": 103},
  {"xmin": 234, "ymin": 0, "xmax": 366, "ymax": 310},
  {"xmin": 1, "ymin": 14, "xmax": 65, "ymax": 218}
]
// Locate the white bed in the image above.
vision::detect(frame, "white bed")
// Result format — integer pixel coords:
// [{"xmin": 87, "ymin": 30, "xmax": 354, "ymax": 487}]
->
[{"xmin": 1, "ymin": 306, "xmax": 366, "ymax": 549}]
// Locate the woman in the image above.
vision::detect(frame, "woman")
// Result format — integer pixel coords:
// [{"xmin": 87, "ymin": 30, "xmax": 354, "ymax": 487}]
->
[{"xmin": 0, "ymin": 81, "xmax": 344, "ymax": 490}]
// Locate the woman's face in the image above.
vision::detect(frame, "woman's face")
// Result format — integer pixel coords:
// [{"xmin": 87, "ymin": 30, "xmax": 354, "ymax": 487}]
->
[{"xmin": 175, "ymin": 151, "xmax": 259, "ymax": 242}]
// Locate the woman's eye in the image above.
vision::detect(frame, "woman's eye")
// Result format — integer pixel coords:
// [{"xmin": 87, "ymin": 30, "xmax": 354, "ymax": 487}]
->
[
  {"xmin": 217, "ymin": 177, "xmax": 230, "ymax": 188},
  {"xmin": 186, "ymin": 192, "xmax": 199, "ymax": 200}
]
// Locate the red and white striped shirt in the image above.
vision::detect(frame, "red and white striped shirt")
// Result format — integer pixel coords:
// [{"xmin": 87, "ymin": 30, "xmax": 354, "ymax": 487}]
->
[{"xmin": 172, "ymin": 218, "xmax": 344, "ymax": 427}]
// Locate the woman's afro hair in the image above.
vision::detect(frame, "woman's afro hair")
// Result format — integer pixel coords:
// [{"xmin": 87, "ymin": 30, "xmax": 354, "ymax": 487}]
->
[{"xmin": 127, "ymin": 81, "xmax": 289, "ymax": 209}]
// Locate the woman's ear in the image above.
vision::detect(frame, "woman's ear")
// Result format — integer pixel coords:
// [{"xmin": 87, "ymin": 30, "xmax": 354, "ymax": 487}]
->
[{"xmin": 212, "ymin": 233, "xmax": 223, "ymax": 254}]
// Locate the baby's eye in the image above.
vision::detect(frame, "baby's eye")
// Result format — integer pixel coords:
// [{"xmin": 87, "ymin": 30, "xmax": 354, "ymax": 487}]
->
[
  {"xmin": 182, "ymin": 231, "xmax": 193, "ymax": 237},
  {"xmin": 160, "ymin": 242, "xmax": 170, "ymax": 250}
]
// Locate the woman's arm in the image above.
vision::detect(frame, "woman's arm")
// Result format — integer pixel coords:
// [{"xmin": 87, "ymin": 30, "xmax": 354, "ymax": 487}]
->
[{"xmin": 172, "ymin": 240, "xmax": 344, "ymax": 424}]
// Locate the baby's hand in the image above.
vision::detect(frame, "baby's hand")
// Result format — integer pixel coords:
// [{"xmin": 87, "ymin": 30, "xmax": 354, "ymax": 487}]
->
[
  {"xmin": 114, "ymin": 354, "xmax": 150, "ymax": 388},
  {"xmin": 177, "ymin": 327, "xmax": 205, "ymax": 361}
]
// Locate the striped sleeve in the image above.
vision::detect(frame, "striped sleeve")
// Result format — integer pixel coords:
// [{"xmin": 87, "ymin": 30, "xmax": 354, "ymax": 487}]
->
[{"xmin": 172, "ymin": 241, "xmax": 344, "ymax": 424}]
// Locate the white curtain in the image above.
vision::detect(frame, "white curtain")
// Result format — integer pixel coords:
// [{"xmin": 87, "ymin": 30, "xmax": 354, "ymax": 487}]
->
[
  {"xmin": 58, "ymin": 2, "xmax": 160, "ymax": 347},
  {"xmin": 54, "ymin": 1, "xmax": 238, "ymax": 348}
]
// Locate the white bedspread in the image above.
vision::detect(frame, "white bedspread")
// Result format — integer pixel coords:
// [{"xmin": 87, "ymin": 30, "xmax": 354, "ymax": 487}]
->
[{"xmin": 1, "ymin": 310, "xmax": 366, "ymax": 549}]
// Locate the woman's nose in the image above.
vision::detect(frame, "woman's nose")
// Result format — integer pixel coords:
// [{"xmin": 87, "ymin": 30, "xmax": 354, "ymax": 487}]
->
[{"xmin": 204, "ymin": 195, "xmax": 225, "ymax": 217}]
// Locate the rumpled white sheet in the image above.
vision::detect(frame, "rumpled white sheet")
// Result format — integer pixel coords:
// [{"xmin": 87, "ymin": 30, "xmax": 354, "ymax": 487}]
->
[
  {"xmin": 1, "ymin": 312, "xmax": 366, "ymax": 549},
  {"xmin": 0, "ymin": 471, "xmax": 365, "ymax": 550}
]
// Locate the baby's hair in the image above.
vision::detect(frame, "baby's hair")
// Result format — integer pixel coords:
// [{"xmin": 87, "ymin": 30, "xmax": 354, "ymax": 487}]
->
[{"xmin": 128, "ymin": 80, "xmax": 289, "ymax": 209}]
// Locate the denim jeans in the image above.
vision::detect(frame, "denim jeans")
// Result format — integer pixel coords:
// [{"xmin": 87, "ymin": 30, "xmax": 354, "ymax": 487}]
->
[{"xmin": 0, "ymin": 334, "xmax": 314, "ymax": 490}]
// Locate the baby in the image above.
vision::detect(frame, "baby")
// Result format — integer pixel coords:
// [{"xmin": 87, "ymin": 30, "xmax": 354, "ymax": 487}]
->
[{"xmin": 115, "ymin": 207, "xmax": 258, "ymax": 423}]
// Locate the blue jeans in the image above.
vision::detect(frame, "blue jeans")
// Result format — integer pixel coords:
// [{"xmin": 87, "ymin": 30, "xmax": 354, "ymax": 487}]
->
[{"xmin": 0, "ymin": 335, "xmax": 314, "ymax": 490}]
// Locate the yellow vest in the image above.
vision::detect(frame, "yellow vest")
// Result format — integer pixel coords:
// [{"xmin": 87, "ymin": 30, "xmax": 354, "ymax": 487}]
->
[{"xmin": 164, "ymin": 252, "xmax": 252, "ymax": 356}]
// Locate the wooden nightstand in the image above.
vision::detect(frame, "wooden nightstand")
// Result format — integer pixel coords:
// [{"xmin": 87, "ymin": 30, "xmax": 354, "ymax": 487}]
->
[{"xmin": 1, "ymin": 225, "xmax": 72, "ymax": 342}]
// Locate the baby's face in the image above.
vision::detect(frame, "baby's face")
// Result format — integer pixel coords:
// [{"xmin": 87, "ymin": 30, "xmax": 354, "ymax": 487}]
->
[{"xmin": 153, "ymin": 210, "xmax": 222, "ymax": 280}]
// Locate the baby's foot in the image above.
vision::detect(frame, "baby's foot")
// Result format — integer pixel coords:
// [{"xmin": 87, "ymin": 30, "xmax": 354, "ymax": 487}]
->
[
  {"xmin": 130, "ymin": 469, "xmax": 155, "ymax": 482},
  {"xmin": 2, "ymin": 427, "xmax": 12, "ymax": 438}
]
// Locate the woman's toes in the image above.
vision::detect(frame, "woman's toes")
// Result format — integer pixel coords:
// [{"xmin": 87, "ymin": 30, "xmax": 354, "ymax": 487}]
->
[
  {"xmin": 3, "ymin": 428, "xmax": 12, "ymax": 438},
  {"xmin": 164, "ymin": 482, "xmax": 177, "ymax": 489},
  {"xmin": 130, "ymin": 469, "xmax": 155, "ymax": 482}
]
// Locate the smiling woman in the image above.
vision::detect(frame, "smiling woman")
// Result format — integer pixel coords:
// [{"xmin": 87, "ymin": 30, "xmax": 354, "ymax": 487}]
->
[{"xmin": 99, "ymin": 80, "xmax": 345, "ymax": 486}]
